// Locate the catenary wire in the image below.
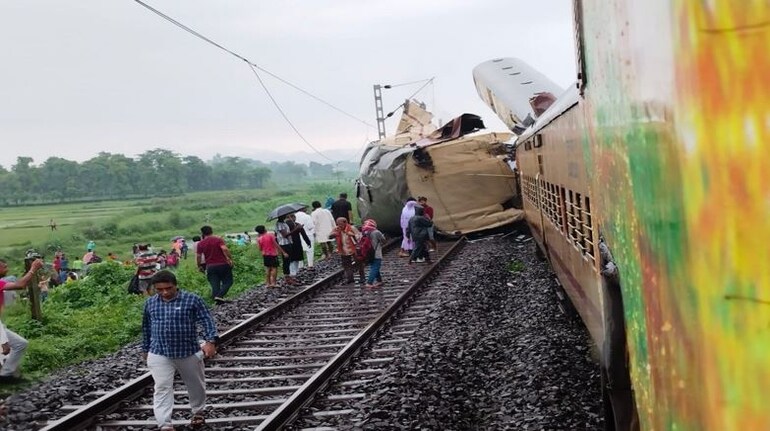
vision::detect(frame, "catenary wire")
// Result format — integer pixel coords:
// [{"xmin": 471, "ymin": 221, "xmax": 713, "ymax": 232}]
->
[
  {"xmin": 385, "ymin": 77, "xmax": 435, "ymax": 117},
  {"xmin": 246, "ymin": 63, "xmax": 337, "ymax": 162},
  {"xmin": 132, "ymin": 0, "xmax": 374, "ymax": 162},
  {"xmin": 133, "ymin": 0, "xmax": 373, "ymax": 128},
  {"xmin": 385, "ymin": 78, "xmax": 432, "ymax": 89}
]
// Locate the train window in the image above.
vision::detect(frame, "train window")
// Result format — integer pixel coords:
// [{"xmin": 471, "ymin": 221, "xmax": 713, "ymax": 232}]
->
[
  {"xmin": 534, "ymin": 135, "xmax": 543, "ymax": 148},
  {"xmin": 568, "ymin": 190, "xmax": 579, "ymax": 246},
  {"xmin": 539, "ymin": 178, "xmax": 547, "ymax": 211},
  {"xmin": 574, "ymin": 192, "xmax": 583, "ymax": 251},
  {"xmin": 573, "ymin": 0, "xmax": 587, "ymax": 94},
  {"xmin": 524, "ymin": 140, "xmax": 532, "ymax": 151},
  {"xmin": 547, "ymin": 183, "xmax": 555, "ymax": 226},
  {"xmin": 583, "ymin": 196, "xmax": 596, "ymax": 262},
  {"xmin": 524, "ymin": 175, "xmax": 537, "ymax": 208},
  {"xmin": 559, "ymin": 186, "xmax": 567, "ymax": 233}
]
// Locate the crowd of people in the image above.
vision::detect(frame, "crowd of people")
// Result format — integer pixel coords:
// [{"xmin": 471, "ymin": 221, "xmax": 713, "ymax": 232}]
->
[{"xmin": 251, "ymin": 192, "xmax": 436, "ymax": 290}]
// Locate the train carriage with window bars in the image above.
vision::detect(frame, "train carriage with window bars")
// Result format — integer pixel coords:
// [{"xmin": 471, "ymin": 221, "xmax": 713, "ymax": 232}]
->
[{"xmin": 474, "ymin": 1, "xmax": 770, "ymax": 430}]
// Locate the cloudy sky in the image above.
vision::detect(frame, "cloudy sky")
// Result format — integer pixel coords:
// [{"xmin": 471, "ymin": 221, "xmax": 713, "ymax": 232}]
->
[{"xmin": 0, "ymin": 0, "xmax": 576, "ymax": 169}]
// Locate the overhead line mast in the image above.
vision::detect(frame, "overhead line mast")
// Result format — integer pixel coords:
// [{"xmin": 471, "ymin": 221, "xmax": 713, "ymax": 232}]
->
[{"xmin": 373, "ymin": 85, "xmax": 387, "ymax": 140}]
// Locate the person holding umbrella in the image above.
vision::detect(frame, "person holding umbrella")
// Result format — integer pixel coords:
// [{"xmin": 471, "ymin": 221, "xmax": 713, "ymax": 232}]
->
[
  {"xmin": 274, "ymin": 216, "xmax": 294, "ymax": 284},
  {"xmin": 268, "ymin": 203, "xmax": 308, "ymax": 285},
  {"xmin": 287, "ymin": 213, "xmax": 311, "ymax": 274},
  {"xmin": 267, "ymin": 203, "xmax": 308, "ymax": 221}
]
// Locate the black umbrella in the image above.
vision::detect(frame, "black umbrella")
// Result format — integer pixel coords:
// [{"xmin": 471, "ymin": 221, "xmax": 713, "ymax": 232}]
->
[{"xmin": 266, "ymin": 203, "xmax": 307, "ymax": 221}]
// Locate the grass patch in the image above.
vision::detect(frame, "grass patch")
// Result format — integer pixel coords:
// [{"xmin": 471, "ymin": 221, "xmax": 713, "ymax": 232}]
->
[{"xmin": 507, "ymin": 259, "xmax": 525, "ymax": 273}]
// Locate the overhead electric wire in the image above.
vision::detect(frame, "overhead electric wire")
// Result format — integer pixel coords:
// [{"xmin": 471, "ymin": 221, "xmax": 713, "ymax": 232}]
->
[
  {"xmin": 132, "ymin": 0, "xmax": 375, "ymax": 162},
  {"xmin": 246, "ymin": 64, "xmax": 336, "ymax": 162},
  {"xmin": 133, "ymin": 0, "xmax": 373, "ymax": 127},
  {"xmin": 385, "ymin": 77, "xmax": 435, "ymax": 117},
  {"xmin": 385, "ymin": 78, "xmax": 433, "ymax": 89}
]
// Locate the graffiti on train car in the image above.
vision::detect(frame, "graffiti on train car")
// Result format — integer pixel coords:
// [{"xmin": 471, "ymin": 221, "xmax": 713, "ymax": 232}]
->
[{"xmin": 580, "ymin": 1, "xmax": 770, "ymax": 430}]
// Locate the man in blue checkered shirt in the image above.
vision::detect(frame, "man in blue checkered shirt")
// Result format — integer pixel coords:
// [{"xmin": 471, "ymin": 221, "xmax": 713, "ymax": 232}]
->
[{"xmin": 142, "ymin": 270, "xmax": 219, "ymax": 430}]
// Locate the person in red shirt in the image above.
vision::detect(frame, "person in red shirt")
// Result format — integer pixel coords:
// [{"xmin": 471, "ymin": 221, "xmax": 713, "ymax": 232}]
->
[
  {"xmin": 417, "ymin": 196, "xmax": 437, "ymax": 252},
  {"xmin": 255, "ymin": 225, "xmax": 288, "ymax": 288},
  {"xmin": 195, "ymin": 226, "xmax": 234, "ymax": 304},
  {"xmin": 0, "ymin": 257, "xmax": 43, "ymax": 383},
  {"xmin": 329, "ymin": 217, "xmax": 364, "ymax": 285}
]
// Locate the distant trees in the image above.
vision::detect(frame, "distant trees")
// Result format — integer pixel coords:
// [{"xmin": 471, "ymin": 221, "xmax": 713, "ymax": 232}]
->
[
  {"xmin": 0, "ymin": 150, "xmax": 274, "ymax": 205},
  {"xmin": 0, "ymin": 149, "xmax": 361, "ymax": 206}
]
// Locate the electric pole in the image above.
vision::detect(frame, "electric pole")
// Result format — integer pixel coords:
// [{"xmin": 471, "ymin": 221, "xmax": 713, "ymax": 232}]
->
[{"xmin": 373, "ymin": 84, "xmax": 386, "ymax": 140}]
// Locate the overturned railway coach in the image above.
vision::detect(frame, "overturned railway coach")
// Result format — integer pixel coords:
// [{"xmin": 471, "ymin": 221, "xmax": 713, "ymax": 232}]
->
[{"xmin": 475, "ymin": 1, "xmax": 770, "ymax": 430}]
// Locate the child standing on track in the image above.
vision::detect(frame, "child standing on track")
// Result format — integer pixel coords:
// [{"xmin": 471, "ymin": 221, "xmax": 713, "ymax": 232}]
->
[
  {"xmin": 256, "ymin": 225, "xmax": 287, "ymax": 288},
  {"xmin": 362, "ymin": 219, "xmax": 386, "ymax": 288}
]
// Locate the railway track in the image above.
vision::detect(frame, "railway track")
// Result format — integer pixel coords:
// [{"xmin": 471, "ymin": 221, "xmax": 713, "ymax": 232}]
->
[{"xmin": 40, "ymin": 238, "xmax": 465, "ymax": 431}]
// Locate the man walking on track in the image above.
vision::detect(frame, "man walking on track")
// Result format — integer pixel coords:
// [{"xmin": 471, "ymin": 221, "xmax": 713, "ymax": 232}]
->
[
  {"xmin": 311, "ymin": 200, "xmax": 337, "ymax": 260},
  {"xmin": 196, "ymin": 225, "xmax": 234, "ymax": 304},
  {"xmin": 294, "ymin": 208, "xmax": 316, "ymax": 269},
  {"xmin": 142, "ymin": 270, "xmax": 219, "ymax": 431}
]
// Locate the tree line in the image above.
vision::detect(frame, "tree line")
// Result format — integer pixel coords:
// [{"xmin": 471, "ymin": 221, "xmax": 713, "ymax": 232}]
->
[{"xmin": 0, "ymin": 149, "xmax": 354, "ymax": 206}]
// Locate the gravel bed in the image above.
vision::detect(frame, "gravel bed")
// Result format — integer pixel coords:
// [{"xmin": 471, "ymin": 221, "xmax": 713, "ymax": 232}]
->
[{"xmin": 347, "ymin": 232, "xmax": 603, "ymax": 430}]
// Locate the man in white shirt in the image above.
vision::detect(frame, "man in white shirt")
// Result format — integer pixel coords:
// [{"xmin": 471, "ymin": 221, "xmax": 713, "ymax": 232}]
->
[
  {"xmin": 294, "ymin": 208, "xmax": 315, "ymax": 268},
  {"xmin": 311, "ymin": 200, "xmax": 337, "ymax": 260}
]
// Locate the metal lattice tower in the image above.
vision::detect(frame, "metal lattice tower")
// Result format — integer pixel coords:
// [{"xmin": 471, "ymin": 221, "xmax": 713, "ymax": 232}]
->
[{"xmin": 373, "ymin": 84, "xmax": 386, "ymax": 140}]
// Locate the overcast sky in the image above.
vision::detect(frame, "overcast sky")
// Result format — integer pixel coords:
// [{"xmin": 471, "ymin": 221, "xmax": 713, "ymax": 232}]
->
[{"xmin": 0, "ymin": 0, "xmax": 576, "ymax": 169}]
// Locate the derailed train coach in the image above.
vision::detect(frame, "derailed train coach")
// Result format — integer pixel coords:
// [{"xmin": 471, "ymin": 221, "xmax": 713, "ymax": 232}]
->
[
  {"xmin": 355, "ymin": 100, "xmax": 523, "ymax": 235},
  {"xmin": 474, "ymin": 1, "xmax": 770, "ymax": 430}
]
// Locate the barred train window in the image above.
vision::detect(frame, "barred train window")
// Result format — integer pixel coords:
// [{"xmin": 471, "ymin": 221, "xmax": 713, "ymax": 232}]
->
[
  {"xmin": 568, "ymin": 190, "xmax": 578, "ymax": 244},
  {"xmin": 574, "ymin": 192, "xmax": 584, "ymax": 250},
  {"xmin": 583, "ymin": 196, "xmax": 595, "ymax": 261},
  {"xmin": 559, "ymin": 186, "xmax": 566, "ymax": 233}
]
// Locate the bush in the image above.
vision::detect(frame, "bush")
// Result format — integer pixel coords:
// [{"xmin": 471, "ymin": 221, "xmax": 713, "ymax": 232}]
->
[
  {"xmin": 45, "ymin": 261, "xmax": 136, "ymax": 309},
  {"xmin": 168, "ymin": 211, "xmax": 183, "ymax": 229},
  {"xmin": 308, "ymin": 182, "xmax": 338, "ymax": 197},
  {"xmin": 82, "ymin": 222, "xmax": 116, "ymax": 240},
  {"xmin": 45, "ymin": 240, "xmax": 65, "ymax": 254}
]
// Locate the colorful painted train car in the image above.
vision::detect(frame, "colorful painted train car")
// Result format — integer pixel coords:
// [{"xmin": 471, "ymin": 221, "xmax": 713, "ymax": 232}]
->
[{"xmin": 475, "ymin": 1, "xmax": 770, "ymax": 430}]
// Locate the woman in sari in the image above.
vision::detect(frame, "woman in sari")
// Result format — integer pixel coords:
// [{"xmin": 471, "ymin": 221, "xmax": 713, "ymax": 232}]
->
[{"xmin": 399, "ymin": 198, "xmax": 418, "ymax": 257}]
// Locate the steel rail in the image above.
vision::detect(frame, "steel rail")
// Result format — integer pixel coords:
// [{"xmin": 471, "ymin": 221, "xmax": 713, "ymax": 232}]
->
[
  {"xmin": 256, "ymin": 237, "xmax": 467, "ymax": 430},
  {"xmin": 40, "ymin": 238, "xmax": 400, "ymax": 431}
]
